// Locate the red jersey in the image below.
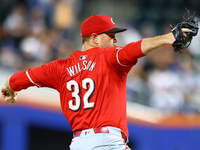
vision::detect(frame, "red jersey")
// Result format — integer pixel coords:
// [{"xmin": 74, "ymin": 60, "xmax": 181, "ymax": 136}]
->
[{"xmin": 10, "ymin": 40, "xmax": 145, "ymax": 137}]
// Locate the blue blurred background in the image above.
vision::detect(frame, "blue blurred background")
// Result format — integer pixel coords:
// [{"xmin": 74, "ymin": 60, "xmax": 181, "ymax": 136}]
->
[{"xmin": 0, "ymin": 0, "xmax": 200, "ymax": 150}]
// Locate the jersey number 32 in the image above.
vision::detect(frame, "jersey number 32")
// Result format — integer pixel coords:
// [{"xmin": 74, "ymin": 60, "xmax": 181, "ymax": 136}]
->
[{"xmin": 67, "ymin": 78, "xmax": 95, "ymax": 112}]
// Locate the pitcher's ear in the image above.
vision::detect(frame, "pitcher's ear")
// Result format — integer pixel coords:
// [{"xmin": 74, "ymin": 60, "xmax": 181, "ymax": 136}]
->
[{"xmin": 91, "ymin": 33, "xmax": 99, "ymax": 44}]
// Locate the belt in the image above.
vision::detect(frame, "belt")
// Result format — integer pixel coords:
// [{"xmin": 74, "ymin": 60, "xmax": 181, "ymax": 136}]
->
[{"xmin": 74, "ymin": 127, "xmax": 127, "ymax": 142}]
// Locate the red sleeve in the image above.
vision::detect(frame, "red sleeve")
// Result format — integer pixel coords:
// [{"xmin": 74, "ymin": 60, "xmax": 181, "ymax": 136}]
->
[
  {"xmin": 118, "ymin": 40, "xmax": 145, "ymax": 65},
  {"xmin": 9, "ymin": 70, "xmax": 35, "ymax": 91},
  {"xmin": 9, "ymin": 60, "xmax": 64, "ymax": 92},
  {"xmin": 28, "ymin": 60, "xmax": 63, "ymax": 91},
  {"xmin": 104, "ymin": 40, "xmax": 145, "ymax": 75}
]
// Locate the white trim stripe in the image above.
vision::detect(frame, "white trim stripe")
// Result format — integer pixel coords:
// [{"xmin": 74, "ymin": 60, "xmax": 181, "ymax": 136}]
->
[
  {"xmin": 116, "ymin": 49, "xmax": 127, "ymax": 66},
  {"xmin": 26, "ymin": 70, "xmax": 41, "ymax": 88}
]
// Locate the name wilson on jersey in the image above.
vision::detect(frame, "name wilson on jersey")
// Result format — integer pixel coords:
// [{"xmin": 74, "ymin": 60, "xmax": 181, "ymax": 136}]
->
[{"xmin": 66, "ymin": 60, "xmax": 96, "ymax": 76}]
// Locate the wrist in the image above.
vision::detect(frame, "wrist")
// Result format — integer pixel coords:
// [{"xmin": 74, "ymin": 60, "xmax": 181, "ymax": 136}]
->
[
  {"xmin": 5, "ymin": 76, "xmax": 14, "ymax": 92},
  {"xmin": 164, "ymin": 32, "xmax": 176, "ymax": 45}
]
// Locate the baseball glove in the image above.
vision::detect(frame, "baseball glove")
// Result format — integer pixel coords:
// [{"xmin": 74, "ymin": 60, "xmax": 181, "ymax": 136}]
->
[{"xmin": 171, "ymin": 10, "xmax": 199, "ymax": 53}]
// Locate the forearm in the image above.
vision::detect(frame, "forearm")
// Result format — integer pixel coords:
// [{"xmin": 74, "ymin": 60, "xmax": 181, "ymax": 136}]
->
[
  {"xmin": 4, "ymin": 76, "xmax": 15, "ymax": 92},
  {"xmin": 1, "ymin": 70, "xmax": 37, "ymax": 103},
  {"xmin": 141, "ymin": 32, "xmax": 175, "ymax": 55}
]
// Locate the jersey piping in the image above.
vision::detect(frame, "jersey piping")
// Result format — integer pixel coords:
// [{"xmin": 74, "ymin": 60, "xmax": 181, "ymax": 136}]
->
[
  {"xmin": 116, "ymin": 48, "xmax": 127, "ymax": 66},
  {"xmin": 26, "ymin": 70, "xmax": 41, "ymax": 88}
]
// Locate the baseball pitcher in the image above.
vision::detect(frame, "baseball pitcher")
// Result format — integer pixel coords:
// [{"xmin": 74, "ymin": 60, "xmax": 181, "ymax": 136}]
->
[{"xmin": 1, "ymin": 13, "xmax": 198, "ymax": 150}]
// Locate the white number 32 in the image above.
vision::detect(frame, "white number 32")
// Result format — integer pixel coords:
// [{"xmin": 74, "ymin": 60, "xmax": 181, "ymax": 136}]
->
[{"xmin": 67, "ymin": 78, "xmax": 95, "ymax": 112}]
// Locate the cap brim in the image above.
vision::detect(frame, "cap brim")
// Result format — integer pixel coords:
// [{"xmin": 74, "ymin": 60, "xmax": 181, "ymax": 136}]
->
[{"xmin": 104, "ymin": 28, "xmax": 127, "ymax": 33}]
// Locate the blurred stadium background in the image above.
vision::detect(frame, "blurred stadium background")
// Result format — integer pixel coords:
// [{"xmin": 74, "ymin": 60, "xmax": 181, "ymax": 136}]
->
[{"xmin": 0, "ymin": 0, "xmax": 200, "ymax": 150}]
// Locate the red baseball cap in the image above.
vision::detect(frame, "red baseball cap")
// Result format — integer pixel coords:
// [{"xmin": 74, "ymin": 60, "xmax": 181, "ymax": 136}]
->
[{"xmin": 81, "ymin": 15, "xmax": 127, "ymax": 37}]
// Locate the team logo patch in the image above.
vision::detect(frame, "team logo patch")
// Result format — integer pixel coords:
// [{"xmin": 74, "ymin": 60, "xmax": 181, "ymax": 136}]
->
[{"xmin": 80, "ymin": 55, "xmax": 87, "ymax": 60}]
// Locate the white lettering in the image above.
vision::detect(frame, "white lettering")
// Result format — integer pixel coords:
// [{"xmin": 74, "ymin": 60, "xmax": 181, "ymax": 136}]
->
[
  {"xmin": 82, "ymin": 60, "xmax": 87, "ymax": 70},
  {"xmin": 89, "ymin": 62, "xmax": 96, "ymax": 72},
  {"xmin": 87, "ymin": 61, "xmax": 92, "ymax": 70},
  {"xmin": 74, "ymin": 65, "xmax": 78, "ymax": 74},
  {"xmin": 66, "ymin": 60, "xmax": 96, "ymax": 76},
  {"xmin": 78, "ymin": 63, "xmax": 81, "ymax": 72},
  {"xmin": 66, "ymin": 66, "xmax": 75, "ymax": 76}
]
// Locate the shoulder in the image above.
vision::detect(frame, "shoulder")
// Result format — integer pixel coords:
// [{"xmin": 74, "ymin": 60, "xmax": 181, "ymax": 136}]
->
[
  {"xmin": 98, "ymin": 46, "xmax": 124, "ymax": 54},
  {"xmin": 43, "ymin": 58, "xmax": 71, "ymax": 70},
  {"xmin": 103, "ymin": 46, "xmax": 124, "ymax": 57},
  {"xmin": 49, "ymin": 59, "xmax": 70, "ymax": 65}
]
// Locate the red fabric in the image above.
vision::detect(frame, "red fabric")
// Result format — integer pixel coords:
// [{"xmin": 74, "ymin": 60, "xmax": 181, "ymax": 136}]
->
[
  {"xmin": 81, "ymin": 15, "xmax": 117, "ymax": 37},
  {"xmin": 9, "ymin": 40, "xmax": 145, "ymax": 137},
  {"xmin": 9, "ymin": 70, "xmax": 34, "ymax": 91},
  {"xmin": 118, "ymin": 40, "xmax": 145, "ymax": 65},
  {"xmin": 74, "ymin": 127, "xmax": 109, "ymax": 137}
]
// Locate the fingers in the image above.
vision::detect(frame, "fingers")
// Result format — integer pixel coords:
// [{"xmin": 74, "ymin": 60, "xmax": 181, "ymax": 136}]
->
[
  {"xmin": 1, "ymin": 85, "xmax": 8, "ymax": 98},
  {"xmin": 5, "ymin": 95, "xmax": 17, "ymax": 101},
  {"xmin": 183, "ymin": 32, "xmax": 188, "ymax": 40},
  {"xmin": 182, "ymin": 28, "xmax": 190, "ymax": 32},
  {"xmin": 182, "ymin": 28, "xmax": 190, "ymax": 40},
  {"xmin": 1, "ymin": 85, "xmax": 17, "ymax": 100},
  {"xmin": 1, "ymin": 77, "xmax": 17, "ymax": 104},
  {"xmin": 5, "ymin": 91, "xmax": 17, "ymax": 98}
]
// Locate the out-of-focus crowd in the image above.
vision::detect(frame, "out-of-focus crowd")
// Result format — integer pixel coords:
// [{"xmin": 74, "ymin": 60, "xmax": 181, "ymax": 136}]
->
[
  {"xmin": 0, "ymin": 0, "xmax": 200, "ymax": 114},
  {"xmin": 125, "ymin": 22, "xmax": 200, "ymax": 114},
  {"xmin": 0, "ymin": 0, "xmax": 83, "ymax": 70}
]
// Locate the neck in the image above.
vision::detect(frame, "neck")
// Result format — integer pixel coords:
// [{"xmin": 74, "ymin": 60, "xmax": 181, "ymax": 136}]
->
[{"xmin": 82, "ymin": 42, "xmax": 97, "ymax": 51}]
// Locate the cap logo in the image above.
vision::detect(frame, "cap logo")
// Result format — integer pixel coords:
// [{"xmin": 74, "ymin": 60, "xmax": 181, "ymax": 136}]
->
[{"xmin": 111, "ymin": 18, "xmax": 115, "ymax": 25}]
